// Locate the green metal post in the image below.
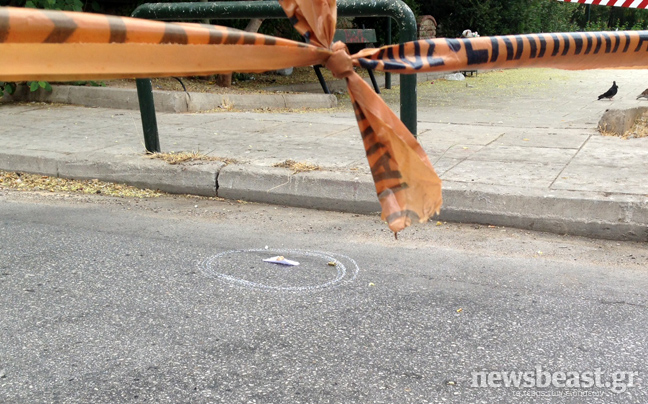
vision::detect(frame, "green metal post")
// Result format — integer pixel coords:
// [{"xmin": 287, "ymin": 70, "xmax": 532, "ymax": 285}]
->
[
  {"xmin": 132, "ymin": 0, "xmax": 418, "ymax": 136},
  {"xmin": 385, "ymin": 18, "xmax": 391, "ymax": 90},
  {"xmin": 136, "ymin": 78, "xmax": 160, "ymax": 153}
]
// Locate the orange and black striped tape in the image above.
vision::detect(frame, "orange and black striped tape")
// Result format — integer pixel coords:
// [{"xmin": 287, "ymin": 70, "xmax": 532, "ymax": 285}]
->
[
  {"xmin": 0, "ymin": 6, "xmax": 298, "ymax": 46},
  {"xmin": 354, "ymin": 31, "xmax": 648, "ymax": 72},
  {"xmin": 348, "ymin": 74, "xmax": 442, "ymax": 232},
  {"xmin": 0, "ymin": 7, "xmax": 329, "ymax": 81}
]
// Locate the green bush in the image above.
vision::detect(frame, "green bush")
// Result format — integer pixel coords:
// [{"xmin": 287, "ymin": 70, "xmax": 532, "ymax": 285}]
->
[
  {"xmin": 421, "ymin": 0, "xmax": 648, "ymax": 37},
  {"xmin": 0, "ymin": 82, "xmax": 17, "ymax": 97},
  {"xmin": 0, "ymin": 81, "xmax": 52, "ymax": 97},
  {"xmin": 24, "ymin": 0, "xmax": 84, "ymax": 11}
]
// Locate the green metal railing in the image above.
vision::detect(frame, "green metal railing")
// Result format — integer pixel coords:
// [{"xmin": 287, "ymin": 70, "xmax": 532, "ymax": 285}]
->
[{"xmin": 132, "ymin": 0, "xmax": 418, "ymax": 152}]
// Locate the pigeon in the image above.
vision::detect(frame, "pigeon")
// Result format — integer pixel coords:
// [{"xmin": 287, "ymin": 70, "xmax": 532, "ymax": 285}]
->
[
  {"xmin": 598, "ymin": 81, "xmax": 618, "ymax": 100},
  {"xmin": 637, "ymin": 88, "xmax": 648, "ymax": 100}
]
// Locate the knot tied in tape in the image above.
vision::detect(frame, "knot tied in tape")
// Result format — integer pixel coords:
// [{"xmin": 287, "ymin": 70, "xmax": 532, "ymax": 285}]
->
[{"xmin": 325, "ymin": 41, "xmax": 353, "ymax": 79}]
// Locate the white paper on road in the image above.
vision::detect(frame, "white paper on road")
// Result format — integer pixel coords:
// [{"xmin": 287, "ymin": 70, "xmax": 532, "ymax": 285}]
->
[{"xmin": 263, "ymin": 256, "xmax": 300, "ymax": 266}]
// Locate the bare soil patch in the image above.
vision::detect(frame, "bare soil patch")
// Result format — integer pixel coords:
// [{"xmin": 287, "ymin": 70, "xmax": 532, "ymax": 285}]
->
[{"xmin": 101, "ymin": 66, "xmax": 359, "ymax": 94}]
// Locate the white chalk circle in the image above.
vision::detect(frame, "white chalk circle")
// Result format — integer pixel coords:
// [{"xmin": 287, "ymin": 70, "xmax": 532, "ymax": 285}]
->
[{"xmin": 199, "ymin": 248, "xmax": 359, "ymax": 292}]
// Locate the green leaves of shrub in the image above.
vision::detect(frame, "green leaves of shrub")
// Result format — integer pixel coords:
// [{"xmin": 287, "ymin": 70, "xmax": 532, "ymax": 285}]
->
[
  {"xmin": 0, "ymin": 82, "xmax": 17, "ymax": 97},
  {"xmin": 0, "ymin": 81, "xmax": 52, "ymax": 97},
  {"xmin": 25, "ymin": 0, "xmax": 85, "ymax": 12},
  {"xmin": 28, "ymin": 81, "xmax": 53, "ymax": 92},
  {"xmin": 69, "ymin": 80, "xmax": 106, "ymax": 87}
]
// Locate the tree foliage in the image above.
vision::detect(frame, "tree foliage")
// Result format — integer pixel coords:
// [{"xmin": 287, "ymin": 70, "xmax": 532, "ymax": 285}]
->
[
  {"xmin": 419, "ymin": 0, "xmax": 648, "ymax": 38},
  {"xmin": 3, "ymin": 0, "xmax": 648, "ymax": 41}
]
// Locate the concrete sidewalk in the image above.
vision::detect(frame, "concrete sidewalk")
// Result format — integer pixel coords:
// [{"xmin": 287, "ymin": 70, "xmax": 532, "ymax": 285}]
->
[{"xmin": 1, "ymin": 68, "xmax": 647, "ymax": 241}]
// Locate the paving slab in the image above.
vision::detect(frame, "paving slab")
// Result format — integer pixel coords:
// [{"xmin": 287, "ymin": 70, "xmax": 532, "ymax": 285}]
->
[
  {"xmin": 442, "ymin": 160, "xmax": 565, "ymax": 188},
  {"xmin": 425, "ymin": 157, "xmax": 465, "ymax": 176},
  {"xmin": 552, "ymin": 164, "xmax": 648, "ymax": 195},
  {"xmin": 423, "ymin": 145, "xmax": 483, "ymax": 162},
  {"xmin": 568, "ymin": 135, "xmax": 648, "ymax": 167},
  {"xmin": 466, "ymin": 145, "xmax": 578, "ymax": 164},
  {"xmin": 492, "ymin": 131, "xmax": 591, "ymax": 149},
  {"xmin": 418, "ymin": 124, "xmax": 504, "ymax": 145}
]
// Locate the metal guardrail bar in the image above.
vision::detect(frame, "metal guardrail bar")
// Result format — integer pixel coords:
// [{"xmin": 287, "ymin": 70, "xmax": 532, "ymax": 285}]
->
[
  {"xmin": 132, "ymin": 0, "xmax": 418, "ymax": 152},
  {"xmin": 385, "ymin": 18, "xmax": 392, "ymax": 90}
]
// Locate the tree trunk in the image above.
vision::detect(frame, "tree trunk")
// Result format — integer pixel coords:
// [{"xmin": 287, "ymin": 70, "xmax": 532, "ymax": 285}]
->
[{"xmin": 216, "ymin": 18, "xmax": 265, "ymax": 87}]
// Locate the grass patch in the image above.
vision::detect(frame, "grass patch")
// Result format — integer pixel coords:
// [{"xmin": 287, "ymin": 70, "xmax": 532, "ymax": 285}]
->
[
  {"xmin": 624, "ymin": 112, "xmax": 648, "ymax": 139},
  {"xmin": 0, "ymin": 171, "xmax": 164, "ymax": 198},
  {"xmin": 148, "ymin": 151, "xmax": 237, "ymax": 165},
  {"xmin": 102, "ymin": 67, "xmax": 373, "ymax": 94},
  {"xmin": 273, "ymin": 159, "xmax": 320, "ymax": 173}
]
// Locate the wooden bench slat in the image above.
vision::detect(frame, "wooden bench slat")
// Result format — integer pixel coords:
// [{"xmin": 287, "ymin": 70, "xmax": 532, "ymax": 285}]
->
[{"xmin": 333, "ymin": 29, "xmax": 377, "ymax": 44}]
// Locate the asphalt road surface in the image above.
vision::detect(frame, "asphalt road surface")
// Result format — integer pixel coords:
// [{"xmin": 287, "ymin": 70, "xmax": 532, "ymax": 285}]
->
[{"xmin": 1, "ymin": 190, "xmax": 647, "ymax": 403}]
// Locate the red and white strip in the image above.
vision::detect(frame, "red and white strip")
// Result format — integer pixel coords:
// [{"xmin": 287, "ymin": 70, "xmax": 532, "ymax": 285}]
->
[{"xmin": 556, "ymin": 0, "xmax": 648, "ymax": 9}]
